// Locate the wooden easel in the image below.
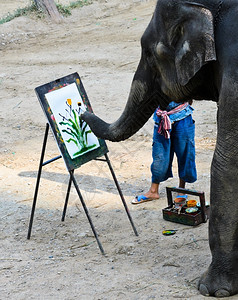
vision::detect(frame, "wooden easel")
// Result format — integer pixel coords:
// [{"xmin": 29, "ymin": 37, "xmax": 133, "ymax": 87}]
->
[{"xmin": 27, "ymin": 123, "xmax": 138, "ymax": 255}]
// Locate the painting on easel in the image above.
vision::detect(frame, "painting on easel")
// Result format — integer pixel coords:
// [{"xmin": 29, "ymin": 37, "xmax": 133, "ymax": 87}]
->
[
  {"xmin": 35, "ymin": 73, "xmax": 108, "ymax": 171},
  {"xmin": 45, "ymin": 83, "xmax": 100, "ymax": 159}
]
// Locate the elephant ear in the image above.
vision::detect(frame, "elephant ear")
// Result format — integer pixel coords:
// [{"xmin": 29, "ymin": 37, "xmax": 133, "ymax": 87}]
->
[{"xmin": 174, "ymin": 3, "xmax": 216, "ymax": 86}]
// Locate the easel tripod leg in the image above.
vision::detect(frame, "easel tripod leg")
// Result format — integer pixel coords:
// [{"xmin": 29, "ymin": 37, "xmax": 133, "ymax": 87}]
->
[
  {"xmin": 104, "ymin": 153, "xmax": 138, "ymax": 236},
  {"xmin": 70, "ymin": 172, "xmax": 105, "ymax": 255},
  {"xmin": 27, "ymin": 123, "xmax": 49, "ymax": 239},
  {"xmin": 61, "ymin": 170, "xmax": 74, "ymax": 222}
]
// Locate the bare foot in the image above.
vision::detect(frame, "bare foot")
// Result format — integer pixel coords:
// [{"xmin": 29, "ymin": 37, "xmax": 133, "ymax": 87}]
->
[
  {"xmin": 131, "ymin": 191, "xmax": 159, "ymax": 204},
  {"xmin": 144, "ymin": 191, "xmax": 160, "ymax": 200},
  {"xmin": 131, "ymin": 183, "xmax": 160, "ymax": 204}
]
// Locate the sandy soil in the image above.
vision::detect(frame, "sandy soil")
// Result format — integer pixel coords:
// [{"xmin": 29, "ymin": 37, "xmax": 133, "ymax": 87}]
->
[{"xmin": 0, "ymin": 1, "xmax": 225, "ymax": 299}]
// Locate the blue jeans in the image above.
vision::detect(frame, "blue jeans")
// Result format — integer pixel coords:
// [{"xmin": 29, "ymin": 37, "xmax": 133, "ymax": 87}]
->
[{"xmin": 151, "ymin": 115, "xmax": 197, "ymax": 183}]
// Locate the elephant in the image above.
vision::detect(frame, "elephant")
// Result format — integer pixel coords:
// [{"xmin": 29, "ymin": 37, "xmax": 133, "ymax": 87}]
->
[{"xmin": 82, "ymin": 0, "xmax": 238, "ymax": 297}]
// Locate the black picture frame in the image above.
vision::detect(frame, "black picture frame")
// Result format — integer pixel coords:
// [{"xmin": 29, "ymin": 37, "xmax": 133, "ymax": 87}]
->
[{"xmin": 35, "ymin": 72, "xmax": 108, "ymax": 171}]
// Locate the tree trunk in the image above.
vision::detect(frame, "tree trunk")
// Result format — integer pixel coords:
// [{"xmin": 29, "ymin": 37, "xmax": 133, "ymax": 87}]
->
[{"xmin": 34, "ymin": 0, "xmax": 63, "ymax": 23}]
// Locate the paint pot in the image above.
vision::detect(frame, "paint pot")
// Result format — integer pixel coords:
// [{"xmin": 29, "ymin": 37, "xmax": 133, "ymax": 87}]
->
[
  {"xmin": 174, "ymin": 198, "xmax": 186, "ymax": 207},
  {"xmin": 187, "ymin": 200, "xmax": 197, "ymax": 207},
  {"xmin": 185, "ymin": 207, "xmax": 198, "ymax": 214}
]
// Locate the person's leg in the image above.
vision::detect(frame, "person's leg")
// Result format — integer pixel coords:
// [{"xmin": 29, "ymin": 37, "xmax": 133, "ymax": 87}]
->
[
  {"xmin": 132, "ymin": 125, "xmax": 173, "ymax": 204},
  {"xmin": 143, "ymin": 182, "xmax": 160, "ymax": 199},
  {"xmin": 179, "ymin": 178, "xmax": 185, "ymax": 189},
  {"xmin": 175, "ymin": 178, "xmax": 186, "ymax": 201},
  {"xmin": 151, "ymin": 126, "xmax": 173, "ymax": 184},
  {"xmin": 172, "ymin": 115, "xmax": 197, "ymax": 184}
]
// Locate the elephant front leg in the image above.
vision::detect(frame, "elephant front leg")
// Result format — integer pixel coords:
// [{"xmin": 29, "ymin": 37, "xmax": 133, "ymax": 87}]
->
[{"xmin": 198, "ymin": 137, "xmax": 238, "ymax": 297}]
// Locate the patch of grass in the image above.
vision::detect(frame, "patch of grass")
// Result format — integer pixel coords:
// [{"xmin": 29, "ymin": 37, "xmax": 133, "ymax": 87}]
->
[
  {"xmin": 56, "ymin": 0, "xmax": 93, "ymax": 16},
  {"xmin": 0, "ymin": 4, "xmax": 38, "ymax": 24},
  {"xmin": 0, "ymin": 0, "xmax": 93, "ymax": 24},
  {"xmin": 68, "ymin": 0, "xmax": 92, "ymax": 10},
  {"xmin": 56, "ymin": 4, "xmax": 72, "ymax": 16}
]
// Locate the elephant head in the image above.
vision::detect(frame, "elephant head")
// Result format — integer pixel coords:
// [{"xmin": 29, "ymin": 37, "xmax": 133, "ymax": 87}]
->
[{"xmin": 82, "ymin": 0, "xmax": 217, "ymax": 141}]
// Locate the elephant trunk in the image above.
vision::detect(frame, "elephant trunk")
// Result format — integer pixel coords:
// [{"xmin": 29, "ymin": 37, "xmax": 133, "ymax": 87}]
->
[{"xmin": 81, "ymin": 80, "xmax": 162, "ymax": 142}]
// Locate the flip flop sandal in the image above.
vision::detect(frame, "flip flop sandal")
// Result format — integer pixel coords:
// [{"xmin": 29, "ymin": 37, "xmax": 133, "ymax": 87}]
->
[{"xmin": 131, "ymin": 195, "xmax": 158, "ymax": 205}]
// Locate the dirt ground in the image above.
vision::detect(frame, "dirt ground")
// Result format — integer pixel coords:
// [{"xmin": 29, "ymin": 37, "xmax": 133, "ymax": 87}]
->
[{"xmin": 0, "ymin": 1, "xmax": 226, "ymax": 299}]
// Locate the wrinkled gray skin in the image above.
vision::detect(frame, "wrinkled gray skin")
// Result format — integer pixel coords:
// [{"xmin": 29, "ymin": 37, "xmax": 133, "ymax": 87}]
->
[{"xmin": 82, "ymin": 0, "xmax": 238, "ymax": 296}]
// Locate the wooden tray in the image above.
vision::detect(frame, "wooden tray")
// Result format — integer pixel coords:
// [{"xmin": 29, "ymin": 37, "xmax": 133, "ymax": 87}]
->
[{"xmin": 162, "ymin": 187, "xmax": 210, "ymax": 226}]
